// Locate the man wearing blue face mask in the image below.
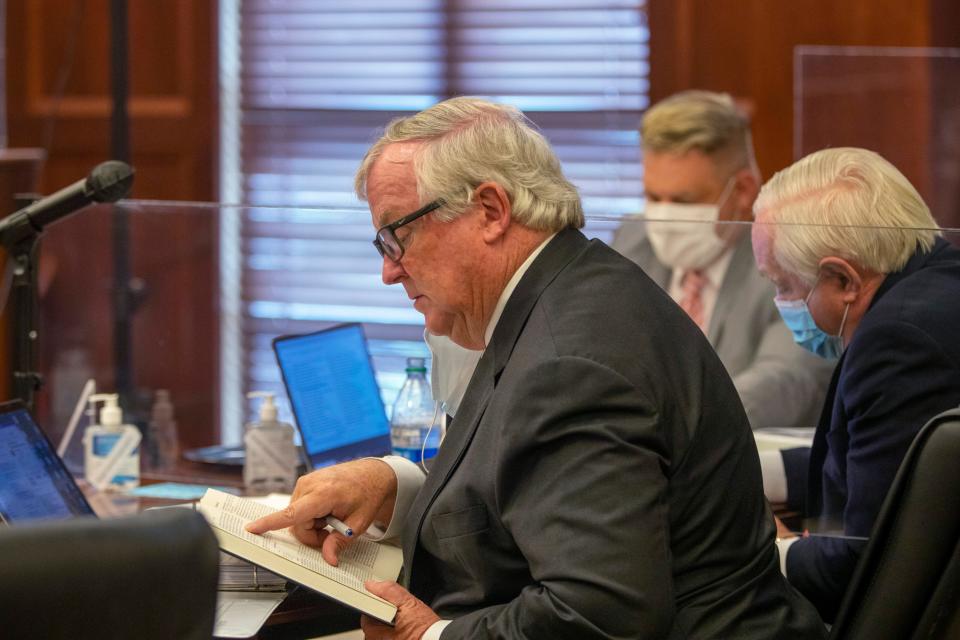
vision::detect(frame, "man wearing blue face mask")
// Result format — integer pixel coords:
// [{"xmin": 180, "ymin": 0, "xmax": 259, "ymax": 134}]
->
[
  {"xmin": 613, "ymin": 90, "xmax": 834, "ymax": 430},
  {"xmin": 753, "ymin": 146, "xmax": 960, "ymax": 623}
]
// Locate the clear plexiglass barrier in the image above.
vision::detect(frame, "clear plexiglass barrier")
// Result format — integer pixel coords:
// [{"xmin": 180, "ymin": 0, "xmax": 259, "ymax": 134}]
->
[
  {"xmin": 795, "ymin": 46, "xmax": 960, "ymax": 230},
  {"xmin": 14, "ymin": 199, "xmax": 960, "ymax": 541}
]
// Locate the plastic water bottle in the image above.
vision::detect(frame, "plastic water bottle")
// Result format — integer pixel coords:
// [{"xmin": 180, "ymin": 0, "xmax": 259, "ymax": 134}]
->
[
  {"xmin": 391, "ymin": 358, "xmax": 440, "ymax": 464},
  {"xmin": 146, "ymin": 389, "xmax": 179, "ymax": 469}
]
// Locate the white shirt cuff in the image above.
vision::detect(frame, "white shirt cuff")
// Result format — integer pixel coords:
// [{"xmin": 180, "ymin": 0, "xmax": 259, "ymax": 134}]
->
[
  {"xmin": 422, "ymin": 619, "xmax": 452, "ymax": 640},
  {"xmin": 776, "ymin": 535, "xmax": 800, "ymax": 576},
  {"xmin": 758, "ymin": 449, "xmax": 788, "ymax": 504},
  {"xmin": 362, "ymin": 455, "xmax": 425, "ymax": 541}
]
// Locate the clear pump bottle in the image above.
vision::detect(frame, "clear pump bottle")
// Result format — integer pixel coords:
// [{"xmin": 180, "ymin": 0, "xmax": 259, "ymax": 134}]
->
[
  {"xmin": 83, "ymin": 393, "xmax": 141, "ymax": 490},
  {"xmin": 243, "ymin": 391, "xmax": 299, "ymax": 495}
]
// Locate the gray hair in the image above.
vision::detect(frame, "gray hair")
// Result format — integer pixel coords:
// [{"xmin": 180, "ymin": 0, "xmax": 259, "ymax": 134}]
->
[
  {"xmin": 355, "ymin": 97, "xmax": 584, "ymax": 231},
  {"xmin": 641, "ymin": 90, "xmax": 758, "ymax": 175},
  {"xmin": 755, "ymin": 147, "xmax": 940, "ymax": 284}
]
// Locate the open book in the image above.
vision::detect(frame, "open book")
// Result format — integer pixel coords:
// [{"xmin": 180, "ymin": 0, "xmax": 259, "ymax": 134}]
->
[{"xmin": 198, "ymin": 489, "xmax": 403, "ymax": 623}]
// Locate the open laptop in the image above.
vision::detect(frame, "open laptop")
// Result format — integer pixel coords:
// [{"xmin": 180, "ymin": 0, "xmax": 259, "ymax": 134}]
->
[
  {"xmin": 272, "ymin": 323, "xmax": 391, "ymax": 469},
  {"xmin": 0, "ymin": 400, "xmax": 96, "ymax": 524},
  {"xmin": 0, "ymin": 400, "xmax": 285, "ymax": 636}
]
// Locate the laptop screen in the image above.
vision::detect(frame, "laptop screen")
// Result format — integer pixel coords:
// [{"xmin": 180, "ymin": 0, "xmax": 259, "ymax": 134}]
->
[
  {"xmin": 0, "ymin": 401, "xmax": 95, "ymax": 524},
  {"xmin": 273, "ymin": 324, "xmax": 391, "ymax": 469}
]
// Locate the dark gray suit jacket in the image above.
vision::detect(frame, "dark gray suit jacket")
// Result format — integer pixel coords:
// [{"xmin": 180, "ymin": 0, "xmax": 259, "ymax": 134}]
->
[
  {"xmin": 611, "ymin": 221, "xmax": 834, "ymax": 430},
  {"xmin": 400, "ymin": 229, "xmax": 825, "ymax": 639}
]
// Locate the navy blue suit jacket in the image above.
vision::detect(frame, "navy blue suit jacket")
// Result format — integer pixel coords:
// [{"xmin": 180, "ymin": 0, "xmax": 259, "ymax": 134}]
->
[{"xmin": 782, "ymin": 237, "xmax": 960, "ymax": 621}]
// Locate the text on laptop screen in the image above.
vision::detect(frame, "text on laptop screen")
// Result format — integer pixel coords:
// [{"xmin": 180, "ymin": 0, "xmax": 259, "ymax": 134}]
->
[
  {"xmin": 0, "ymin": 405, "xmax": 93, "ymax": 523},
  {"xmin": 273, "ymin": 324, "xmax": 391, "ymax": 467}
]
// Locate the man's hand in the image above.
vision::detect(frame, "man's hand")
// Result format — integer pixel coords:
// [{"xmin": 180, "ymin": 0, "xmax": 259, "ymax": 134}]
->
[
  {"xmin": 245, "ymin": 458, "xmax": 398, "ymax": 565},
  {"xmin": 360, "ymin": 581, "xmax": 441, "ymax": 640}
]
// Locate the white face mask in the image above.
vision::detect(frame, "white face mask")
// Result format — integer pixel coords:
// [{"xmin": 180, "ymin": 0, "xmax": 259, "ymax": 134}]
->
[
  {"xmin": 425, "ymin": 331, "xmax": 483, "ymax": 418},
  {"xmin": 644, "ymin": 179, "xmax": 736, "ymax": 271}
]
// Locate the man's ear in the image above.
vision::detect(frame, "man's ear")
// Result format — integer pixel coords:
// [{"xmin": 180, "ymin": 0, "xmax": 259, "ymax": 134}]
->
[
  {"xmin": 818, "ymin": 257, "xmax": 863, "ymax": 303},
  {"xmin": 732, "ymin": 168, "xmax": 760, "ymax": 220},
  {"xmin": 473, "ymin": 182, "xmax": 512, "ymax": 243}
]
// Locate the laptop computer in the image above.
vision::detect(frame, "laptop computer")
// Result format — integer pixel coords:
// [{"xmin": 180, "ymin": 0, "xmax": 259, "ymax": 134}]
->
[
  {"xmin": 0, "ymin": 400, "xmax": 96, "ymax": 524},
  {"xmin": 0, "ymin": 400, "xmax": 285, "ymax": 636},
  {"xmin": 272, "ymin": 323, "xmax": 391, "ymax": 469},
  {"xmin": 185, "ymin": 323, "xmax": 392, "ymax": 469}
]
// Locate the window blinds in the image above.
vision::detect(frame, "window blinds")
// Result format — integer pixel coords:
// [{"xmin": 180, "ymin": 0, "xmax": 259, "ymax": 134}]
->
[{"xmin": 221, "ymin": 0, "xmax": 648, "ymax": 436}]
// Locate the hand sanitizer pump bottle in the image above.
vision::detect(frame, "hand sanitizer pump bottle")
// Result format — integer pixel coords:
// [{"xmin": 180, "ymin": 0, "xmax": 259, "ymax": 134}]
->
[
  {"xmin": 83, "ymin": 393, "xmax": 141, "ymax": 491},
  {"xmin": 243, "ymin": 391, "xmax": 299, "ymax": 495}
]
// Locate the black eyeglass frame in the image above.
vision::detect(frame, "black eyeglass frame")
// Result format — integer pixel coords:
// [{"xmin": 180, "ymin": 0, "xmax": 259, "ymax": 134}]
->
[{"xmin": 372, "ymin": 199, "xmax": 445, "ymax": 261}]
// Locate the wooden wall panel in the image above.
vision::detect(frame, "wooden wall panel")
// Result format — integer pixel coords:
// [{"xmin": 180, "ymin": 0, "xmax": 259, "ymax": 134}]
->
[
  {"xmin": 647, "ymin": 0, "xmax": 960, "ymax": 227},
  {"xmin": 5, "ymin": 0, "xmax": 218, "ymax": 449}
]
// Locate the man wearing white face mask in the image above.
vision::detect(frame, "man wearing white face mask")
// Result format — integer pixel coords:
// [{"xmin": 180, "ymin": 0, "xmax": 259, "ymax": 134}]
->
[
  {"xmin": 753, "ymin": 147, "xmax": 960, "ymax": 623},
  {"xmin": 612, "ymin": 90, "xmax": 834, "ymax": 430}
]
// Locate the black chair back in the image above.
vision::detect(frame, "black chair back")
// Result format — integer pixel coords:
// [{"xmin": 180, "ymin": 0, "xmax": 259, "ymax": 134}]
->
[
  {"xmin": 0, "ymin": 508, "xmax": 219, "ymax": 639},
  {"xmin": 830, "ymin": 407, "xmax": 960, "ymax": 639}
]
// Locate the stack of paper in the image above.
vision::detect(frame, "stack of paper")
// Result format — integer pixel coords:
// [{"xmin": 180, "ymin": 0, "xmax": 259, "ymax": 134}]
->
[{"xmin": 219, "ymin": 551, "xmax": 288, "ymax": 591}]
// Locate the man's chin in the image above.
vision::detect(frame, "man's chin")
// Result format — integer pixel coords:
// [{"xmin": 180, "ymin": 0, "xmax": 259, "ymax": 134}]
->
[
  {"xmin": 421, "ymin": 307, "xmax": 454, "ymax": 337},
  {"xmin": 424, "ymin": 318, "xmax": 454, "ymax": 339}
]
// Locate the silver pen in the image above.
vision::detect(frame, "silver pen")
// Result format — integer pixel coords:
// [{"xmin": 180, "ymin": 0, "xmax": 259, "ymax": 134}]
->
[{"xmin": 324, "ymin": 515, "xmax": 354, "ymax": 538}]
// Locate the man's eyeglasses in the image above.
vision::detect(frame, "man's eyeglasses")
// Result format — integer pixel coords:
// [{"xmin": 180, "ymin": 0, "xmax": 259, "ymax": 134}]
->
[{"xmin": 372, "ymin": 199, "xmax": 445, "ymax": 262}]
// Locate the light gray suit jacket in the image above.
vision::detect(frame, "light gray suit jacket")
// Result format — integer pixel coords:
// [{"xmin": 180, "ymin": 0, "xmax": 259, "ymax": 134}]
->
[
  {"xmin": 400, "ymin": 229, "xmax": 825, "ymax": 639},
  {"xmin": 611, "ymin": 220, "xmax": 834, "ymax": 429}
]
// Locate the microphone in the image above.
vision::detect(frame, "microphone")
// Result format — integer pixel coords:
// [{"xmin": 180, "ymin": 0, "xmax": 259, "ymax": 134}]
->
[{"xmin": 0, "ymin": 160, "xmax": 134, "ymax": 247}]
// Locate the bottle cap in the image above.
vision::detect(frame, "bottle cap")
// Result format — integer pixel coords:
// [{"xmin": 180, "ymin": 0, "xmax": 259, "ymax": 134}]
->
[
  {"xmin": 151, "ymin": 389, "xmax": 174, "ymax": 420},
  {"xmin": 405, "ymin": 357, "xmax": 427, "ymax": 373}
]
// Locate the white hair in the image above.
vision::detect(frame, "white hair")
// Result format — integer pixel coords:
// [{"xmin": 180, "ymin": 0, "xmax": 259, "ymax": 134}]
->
[
  {"xmin": 755, "ymin": 147, "xmax": 940, "ymax": 284},
  {"xmin": 355, "ymin": 97, "xmax": 584, "ymax": 232}
]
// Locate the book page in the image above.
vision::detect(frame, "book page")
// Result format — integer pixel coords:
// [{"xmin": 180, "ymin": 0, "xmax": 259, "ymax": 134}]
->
[{"xmin": 199, "ymin": 489, "xmax": 398, "ymax": 595}]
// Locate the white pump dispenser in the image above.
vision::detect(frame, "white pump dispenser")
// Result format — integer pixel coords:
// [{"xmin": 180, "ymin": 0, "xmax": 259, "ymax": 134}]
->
[
  {"xmin": 252, "ymin": 391, "xmax": 279, "ymax": 422},
  {"xmin": 243, "ymin": 391, "xmax": 299, "ymax": 494},
  {"xmin": 83, "ymin": 393, "xmax": 141, "ymax": 491}
]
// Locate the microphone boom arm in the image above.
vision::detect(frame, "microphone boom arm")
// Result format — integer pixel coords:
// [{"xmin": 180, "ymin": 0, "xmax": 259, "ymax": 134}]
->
[{"xmin": 1, "ymin": 161, "xmax": 134, "ymax": 409}]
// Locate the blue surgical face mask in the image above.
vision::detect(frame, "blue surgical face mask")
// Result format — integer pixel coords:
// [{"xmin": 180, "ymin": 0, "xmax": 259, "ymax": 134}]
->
[{"xmin": 774, "ymin": 286, "xmax": 848, "ymax": 359}]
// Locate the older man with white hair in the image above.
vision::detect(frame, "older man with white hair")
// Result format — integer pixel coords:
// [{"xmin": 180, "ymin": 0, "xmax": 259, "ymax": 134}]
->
[
  {"xmin": 249, "ymin": 97, "xmax": 825, "ymax": 639},
  {"xmin": 752, "ymin": 146, "xmax": 960, "ymax": 622}
]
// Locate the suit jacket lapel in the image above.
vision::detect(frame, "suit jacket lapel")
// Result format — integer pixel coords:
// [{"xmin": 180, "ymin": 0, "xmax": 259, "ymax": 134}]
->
[
  {"xmin": 806, "ymin": 352, "xmax": 845, "ymax": 516},
  {"xmin": 709, "ymin": 234, "xmax": 752, "ymax": 345},
  {"xmin": 400, "ymin": 228, "xmax": 589, "ymax": 587},
  {"xmin": 401, "ymin": 349, "xmax": 494, "ymax": 587},
  {"xmin": 487, "ymin": 229, "xmax": 587, "ymax": 374},
  {"xmin": 641, "ymin": 237, "xmax": 672, "ymax": 290}
]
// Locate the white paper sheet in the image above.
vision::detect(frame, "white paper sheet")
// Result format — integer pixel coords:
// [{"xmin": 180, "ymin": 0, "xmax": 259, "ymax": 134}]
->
[{"xmin": 214, "ymin": 590, "xmax": 287, "ymax": 639}]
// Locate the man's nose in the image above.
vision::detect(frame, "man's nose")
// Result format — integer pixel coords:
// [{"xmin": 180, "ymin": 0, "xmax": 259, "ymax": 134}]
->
[{"xmin": 382, "ymin": 255, "xmax": 406, "ymax": 284}]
